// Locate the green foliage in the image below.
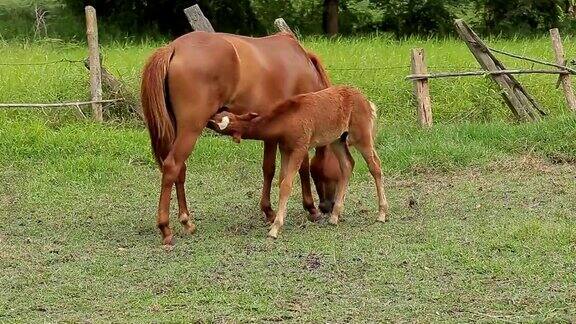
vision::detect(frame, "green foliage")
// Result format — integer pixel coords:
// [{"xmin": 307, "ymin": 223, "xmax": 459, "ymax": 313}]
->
[
  {"xmin": 477, "ymin": 0, "xmax": 571, "ymax": 34},
  {"xmin": 0, "ymin": 0, "xmax": 85, "ymax": 40},
  {"xmin": 60, "ymin": 0, "xmax": 264, "ymax": 37},
  {"xmin": 2, "ymin": 0, "xmax": 576, "ymax": 39}
]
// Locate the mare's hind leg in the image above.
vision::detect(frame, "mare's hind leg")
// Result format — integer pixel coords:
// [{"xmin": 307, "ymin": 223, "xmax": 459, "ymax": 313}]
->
[
  {"xmin": 356, "ymin": 144, "xmax": 388, "ymax": 222},
  {"xmin": 299, "ymin": 156, "xmax": 321, "ymax": 222},
  {"xmin": 158, "ymin": 130, "xmax": 201, "ymax": 245},
  {"xmin": 260, "ymin": 142, "xmax": 277, "ymax": 224},
  {"xmin": 327, "ymin": 141, "xmax": 353, "ymax": 225},
  {"xmin": 175, "ymin": 164, "xmax": 196, "ymax": 234}
]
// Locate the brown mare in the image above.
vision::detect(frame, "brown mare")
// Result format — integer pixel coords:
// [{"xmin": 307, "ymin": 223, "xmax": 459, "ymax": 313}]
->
[
  {"xmin": 208, "ymin": 85, "xmax": 389, "ymax": 238},
  {"xmin": 141, "ymin": 31, "xmax": 337, "ymax": 245}
]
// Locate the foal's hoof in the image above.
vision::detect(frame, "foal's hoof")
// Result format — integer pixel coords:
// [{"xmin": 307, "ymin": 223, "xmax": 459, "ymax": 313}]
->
[
  {"xmin": 328, "ymin": 215, "xmax": 339, "ymax": 226},
  {"xmin": 162, "ymin": 234, "xmax": 174, "ymax": 246},
  {"xmin": 183, "ymin": 222, "xmax": 197, "ymax": 235},
  {"xmin": 267, "ymin": 227, "xmax": 279, "ymax": 239},
  {"xmin": 377, "ymin": 214, "xmax": 387, "ymax": 223}
]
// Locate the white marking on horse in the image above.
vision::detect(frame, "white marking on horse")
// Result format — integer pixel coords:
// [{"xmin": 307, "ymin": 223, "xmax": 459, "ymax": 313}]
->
[{"xmin": 217, "ymin": 116, "xmax": 230, "ymax": 130}]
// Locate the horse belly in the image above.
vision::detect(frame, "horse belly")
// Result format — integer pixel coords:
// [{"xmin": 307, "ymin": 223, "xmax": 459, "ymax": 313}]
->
[{"xmin": 310, "ymin": 127, "xmax": 346, "ymax": 148}]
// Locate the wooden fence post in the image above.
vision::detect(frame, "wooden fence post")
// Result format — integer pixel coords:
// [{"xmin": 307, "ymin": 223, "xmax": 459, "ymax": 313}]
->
[
  {"xmin": 84, "ymin": 6, "xmax": 103, "ymax": 122},
  {"xmin": 274, "ymin": 18, "xmax": 295, "ymax": 36},
  {"xmin": 85, "ymin": 6, "xmax": 103, "ymax": 122},
  {"xmin": 454, "ymin": 19, "xmax": 544, "ymax": 122},
  {"xmin": 411, "ymin": 48, "xmax": 432, "ymax": 127},
  {"xmin": 184, "ymin": 5, "xmax": 215, "ymax": 32},
  {"xmin": 550, "ymin": 28, "xmax": 576, "ymax": 112}
]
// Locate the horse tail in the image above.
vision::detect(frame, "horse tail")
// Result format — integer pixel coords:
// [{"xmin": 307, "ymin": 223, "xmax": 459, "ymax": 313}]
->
[
  {"xmin": 307, "ymin": 50, "xmax": 332, "ymax": 88},
  {"xmin": 141, "ymin": 45, "xmax": 175, "ymax": 168}
]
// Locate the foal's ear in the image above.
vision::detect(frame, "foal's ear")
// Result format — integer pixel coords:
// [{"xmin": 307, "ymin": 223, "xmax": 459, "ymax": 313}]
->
[{"xmin": 207, "ymin": 119, "xmax": 218, "ymax": 130}]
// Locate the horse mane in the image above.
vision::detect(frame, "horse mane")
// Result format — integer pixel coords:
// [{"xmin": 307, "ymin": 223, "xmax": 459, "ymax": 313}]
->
[{"xmin": 306, "ymin": 50, "xmax": 332, "ymax": 88}]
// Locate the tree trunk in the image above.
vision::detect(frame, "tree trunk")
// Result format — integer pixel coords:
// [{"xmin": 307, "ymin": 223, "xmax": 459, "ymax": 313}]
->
[{"xmin": 323, "ymin": 0, "xmax": 339, "ymax": 36}]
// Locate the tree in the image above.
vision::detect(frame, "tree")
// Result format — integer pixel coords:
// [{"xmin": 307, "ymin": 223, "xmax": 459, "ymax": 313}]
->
[
  {"xmin": 323, "ymin": 0, "xmax": 339, "ymax": 36},
  {"xmin": 478, "ymin": 0, "xmax": 567, "ymax": 33},
  {"xmin": 61, "ymin": 0, "xmax": 264, "ymax": 38}
]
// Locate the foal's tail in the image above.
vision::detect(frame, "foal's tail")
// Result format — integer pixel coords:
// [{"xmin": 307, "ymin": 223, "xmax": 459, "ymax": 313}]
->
[
  {"xmin": 307, "ymin": 51, "xmax": 332, "ymax": 88},
  {"xmin": 141, "ymin": 45, "xmax": 175, "ymax": 168},
  {"xmin": 369, "ymin": 100, "xmax": 379, "ymax": 140}
]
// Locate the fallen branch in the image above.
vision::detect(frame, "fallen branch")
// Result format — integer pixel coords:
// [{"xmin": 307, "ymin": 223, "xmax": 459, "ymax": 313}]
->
[
  {"xmin": 0, "ymin": 99, "xmax": 123, "ymax": 108},
  {"xmin": 406, "ymin": 69, "xmax": 569, "ymax": 80}
]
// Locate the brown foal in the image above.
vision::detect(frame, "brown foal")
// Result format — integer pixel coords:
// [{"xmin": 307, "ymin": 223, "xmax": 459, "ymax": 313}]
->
[
  {"xmin": 208, "ymin": 85, "xmax": 389, "ymax": 238},
  {"xmin": 141, "ymin": 31, "xmax": 335, "ymax": 245}
]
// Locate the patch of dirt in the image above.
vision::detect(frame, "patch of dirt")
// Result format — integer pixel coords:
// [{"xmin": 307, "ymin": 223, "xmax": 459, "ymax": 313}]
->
[
  {"xmin": 1, "ymin": 193, "xmax": 15, "ymax": 206},
  {"xmin": 302, "ymin": 253, "xmax": 321, "ymax": 271},
  {"xmin": 548, "ymin": 153, "xmax": 576, "ymax": 165}
]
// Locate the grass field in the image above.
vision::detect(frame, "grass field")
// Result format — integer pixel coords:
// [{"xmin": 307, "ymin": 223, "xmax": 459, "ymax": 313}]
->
[
  {"xmin": 1, "ymin": 112, "xmax": 575, "ymax": 322},
  {"xmin": 1, "ymin": 18, "xmax": 576, "ymax": 322}
]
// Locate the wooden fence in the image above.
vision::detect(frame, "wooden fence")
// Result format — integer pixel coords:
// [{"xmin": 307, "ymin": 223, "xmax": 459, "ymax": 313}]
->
[
  {"xmin": 2, "ymin": 4, "xmax": 574, "ymax": 126},
  {"xmin": 407, "ymin": 20, "xmax": 576, "ymax": 127}
]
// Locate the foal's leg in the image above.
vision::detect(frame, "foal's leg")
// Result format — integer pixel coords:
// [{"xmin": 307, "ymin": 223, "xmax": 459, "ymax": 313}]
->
[
  {"xmin": 268, "ymin": 149, "xmax": 307, "ymax": 239},
  {"xmin": 299, "ymin": 156, "xmax": 321, "ymax": 222},
  {"xmin": 328, "ymin": 141, "xmax": 353, "ymax": 225},
  {"xmin": 157, "ymin": 130, "xmax": 201, "ymax": 245},
  {"xmin": 260, "ymin": 141, "xmax": 277, "ymax": 223},
  {"xmin": 175, "ymin": 164, "xmax": 196, "ymax": 234},
  {"xmin": 356, "ymin": 144, "xmax": 389, "ymax": 222}
]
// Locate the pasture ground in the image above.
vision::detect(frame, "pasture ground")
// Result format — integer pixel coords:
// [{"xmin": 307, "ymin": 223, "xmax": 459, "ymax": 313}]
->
[
  {"xmin": 1, "ymin": 34, "xmax": 576, "ymax": 322},
  {"xmin": 1, "ymin": 113, "xmax": 575, "ymax": 322}
]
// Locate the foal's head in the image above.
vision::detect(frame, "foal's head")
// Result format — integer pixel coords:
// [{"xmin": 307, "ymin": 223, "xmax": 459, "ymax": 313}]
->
[{"xmin": 208, "ymin": 111, "xmax": 259, "ymax": 143}]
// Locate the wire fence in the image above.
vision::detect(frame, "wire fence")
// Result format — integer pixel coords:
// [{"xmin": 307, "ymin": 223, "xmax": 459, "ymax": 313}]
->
[
  {"xmin": 0, "ymin": 59, "xmax": 459, "ymax": 71},
  {"xmin": 0, "ymin": 58, "xmax": 85, "ymax": 66}
]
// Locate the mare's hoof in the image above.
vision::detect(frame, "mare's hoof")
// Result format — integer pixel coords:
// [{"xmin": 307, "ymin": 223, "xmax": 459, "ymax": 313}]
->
[
  {"xmin": 263, "ymin": 212, "xmax": 277, "ymax": 224},
  {"xmin": 318, "ymin": 202, "xmax": 333, "ymax": 214},
  {"xmin": 377, "ymin": 215, "xmax": 387, "ymax": 223},
  {"xmin": 183, "ymin": 222, "xmax": 197, "ymax": 235},
  {"xmin": 307, "ymin": 210, "xmax": 322, "ymax": 223}
]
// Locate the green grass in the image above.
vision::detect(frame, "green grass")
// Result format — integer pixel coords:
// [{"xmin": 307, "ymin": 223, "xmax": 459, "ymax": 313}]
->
[
  {"xmin": 2, "ymin": 34, "xmax": 576, "ymax": 123},
  {"xmin": 1, "ymin": 112, "xmax": 575, "ymax": 322}
]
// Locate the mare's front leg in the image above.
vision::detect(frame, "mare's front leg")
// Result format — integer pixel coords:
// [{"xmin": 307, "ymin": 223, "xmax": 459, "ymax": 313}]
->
[
  {"xmin": 298, "ymin": 155, "xmax": 321, "ymax": 222},
  {"xmin": 268, "ymin": 149, "xmax": 307, "ymax": 239},
  {"xmin": 327, "ymin": 141, "xmax": 354, "ymax": 225},
  {"xmin": 260, "ymin": 141, "xmax": 277, "ymax": 223}
]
